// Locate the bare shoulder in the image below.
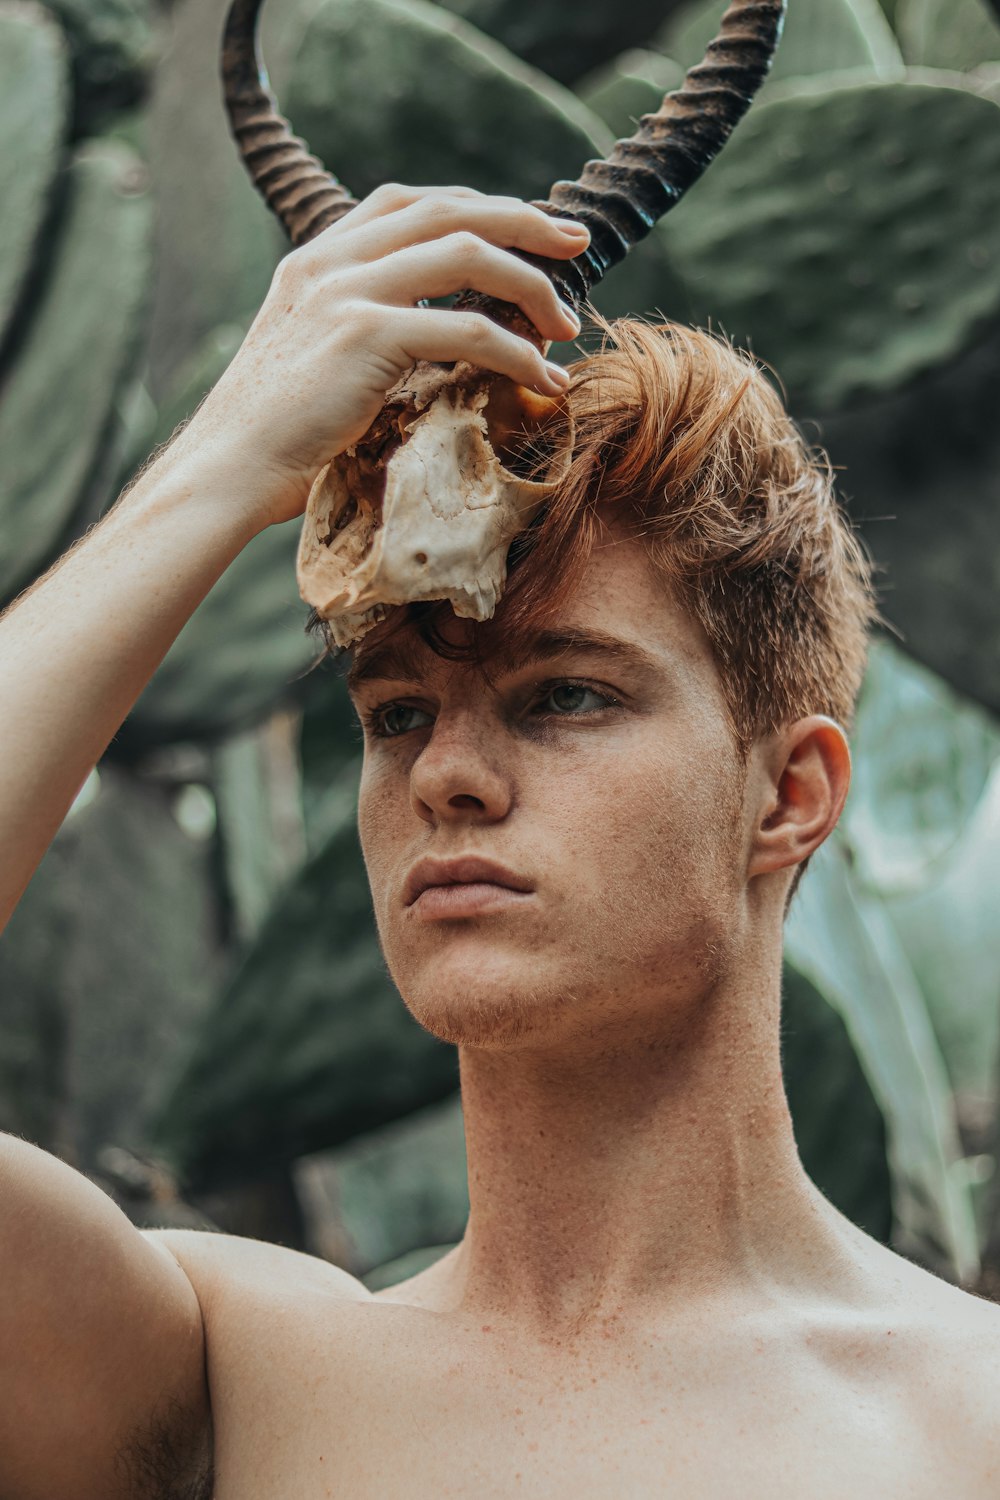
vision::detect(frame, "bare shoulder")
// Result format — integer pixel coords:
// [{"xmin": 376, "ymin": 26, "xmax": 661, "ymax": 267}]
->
[
  {"xmin": 879, "ymin": 1252, "xmax": 1000, "ymax": 1490},
  {"xmin": 144, "ymin": 1227, "xmax": 371, "ymax": 1317}
]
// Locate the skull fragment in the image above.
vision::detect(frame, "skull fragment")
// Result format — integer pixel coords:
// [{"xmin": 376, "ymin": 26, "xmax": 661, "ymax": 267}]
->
[
  {"xmin": 296, "ymin": 359, "xmax": 571, "ymax": 648},
  {"xmin": 222, "ymin": 0, "xmax": 787, "ymax": 643}
]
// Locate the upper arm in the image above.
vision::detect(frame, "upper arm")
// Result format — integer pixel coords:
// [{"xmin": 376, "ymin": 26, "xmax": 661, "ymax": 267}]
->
[{"xmin": 0, "ymin": 1134, "xmax": 211, "ymax": 1500}]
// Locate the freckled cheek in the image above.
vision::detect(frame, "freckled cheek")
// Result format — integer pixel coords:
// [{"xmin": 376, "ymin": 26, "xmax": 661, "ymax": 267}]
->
[{"xmin": 356, "ymin": 761, "xmax": 408, "ymax": 881}]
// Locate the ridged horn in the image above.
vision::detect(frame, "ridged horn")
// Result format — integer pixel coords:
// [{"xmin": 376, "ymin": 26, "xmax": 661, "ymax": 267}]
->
[
  {"xmin": 221, "ymin": 0, "xmax": 358, "ymax": 247},
  {"xmin": 533, "ymin": 0, "xmax": 787, "ymax": 307}
]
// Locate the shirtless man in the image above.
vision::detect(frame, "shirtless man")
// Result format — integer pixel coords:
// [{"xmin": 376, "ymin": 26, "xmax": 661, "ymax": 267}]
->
[{"xmin": 2, "ymin": 188, "xmax": 999, "ymax": 1500}]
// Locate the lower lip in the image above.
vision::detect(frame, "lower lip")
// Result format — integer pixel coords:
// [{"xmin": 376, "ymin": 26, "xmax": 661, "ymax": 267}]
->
[{"xmin": 410, "ymin": 882, "xmax": 534, "ymax": 919}]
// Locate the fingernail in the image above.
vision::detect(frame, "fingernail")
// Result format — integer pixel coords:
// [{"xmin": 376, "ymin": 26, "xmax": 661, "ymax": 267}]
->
[
  {"xmin": 545, "ymin": 361, "xmax": 571, "ymax": 387},
  {"xmin": 554, "ymin": 218, "xmax": 589, "ymax": 238},
  {"xmin": 561, "ymin": 302, "xmax": 582, "ymax": 333}
]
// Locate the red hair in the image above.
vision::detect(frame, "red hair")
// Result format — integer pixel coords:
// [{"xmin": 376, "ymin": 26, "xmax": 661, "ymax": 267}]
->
[{"xmin": 348, "ymin": 316, "xmax": 880, "ymax": 764}]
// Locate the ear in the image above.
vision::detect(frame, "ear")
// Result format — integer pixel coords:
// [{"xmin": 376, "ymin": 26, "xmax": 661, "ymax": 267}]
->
[{"xmin": 747, "ymin": 715, "xmax": 852, "ymax": 879}]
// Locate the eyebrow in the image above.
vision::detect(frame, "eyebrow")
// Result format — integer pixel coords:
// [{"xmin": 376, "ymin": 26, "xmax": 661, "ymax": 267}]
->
[{"xmin": 345, "ymin": 626, "xmax": 663, "ymax": 692}]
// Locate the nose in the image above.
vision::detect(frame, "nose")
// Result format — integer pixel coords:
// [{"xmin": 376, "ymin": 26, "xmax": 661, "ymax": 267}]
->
[{"xmin": 410, "ymin": 712, "xmax": 513, "ymax": 826}]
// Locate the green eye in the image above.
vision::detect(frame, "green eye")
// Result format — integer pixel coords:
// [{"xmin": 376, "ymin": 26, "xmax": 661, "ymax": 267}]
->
[
  {"xmin": 538, "ymin": 683, "xmax": 611, "ymax": 715},
  {"xmin": 375, "ymin": 703, "xmax": 434, "ymax": 737}
]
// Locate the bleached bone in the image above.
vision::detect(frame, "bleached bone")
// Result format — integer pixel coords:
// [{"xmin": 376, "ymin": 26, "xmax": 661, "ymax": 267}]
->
[
  {"xmin": 222, "ymin": 0, "xmax": 787, "ymax": 640},
  {"xmin": 296, "ymin": 358, "xmax": 571, "ymax": 647}
]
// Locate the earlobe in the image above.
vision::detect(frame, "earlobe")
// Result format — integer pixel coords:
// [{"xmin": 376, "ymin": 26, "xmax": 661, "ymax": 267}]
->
[{"xmin": 748, "ymin": 716, "xmax": 851, "ymax": 879}]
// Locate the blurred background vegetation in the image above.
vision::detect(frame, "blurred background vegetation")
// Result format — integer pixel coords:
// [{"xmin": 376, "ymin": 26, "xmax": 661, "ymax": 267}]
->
[{"xmin": 3, "ymin": 0, "xmax": 1000, "ymax": 1294}]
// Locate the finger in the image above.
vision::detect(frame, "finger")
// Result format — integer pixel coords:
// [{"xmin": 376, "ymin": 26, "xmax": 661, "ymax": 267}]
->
[
  {"xmin": 344, "ymin": 192, "xmax": 591, "ymax": 266},
  {"xmin": 373, "ymin": 235, "xmax": 581, "ymax": 343},
  {"xmin": 327, "ymin": 182, "xmax": 484, "ymax": 234},
  {"xmin": 389, "ymin": 307, "xmax": 572, "ymax": 396}
]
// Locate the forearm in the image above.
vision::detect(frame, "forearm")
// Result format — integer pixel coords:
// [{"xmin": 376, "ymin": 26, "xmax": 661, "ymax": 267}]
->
[{"xmin": 0, "ymin": 437, "xmax": 264, "ymax": 928}]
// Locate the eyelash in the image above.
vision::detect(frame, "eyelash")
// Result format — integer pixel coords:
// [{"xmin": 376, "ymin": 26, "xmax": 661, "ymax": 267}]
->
[{"xmin": 362, "ymin": 678, "xmax": 622, "ymax": 739}]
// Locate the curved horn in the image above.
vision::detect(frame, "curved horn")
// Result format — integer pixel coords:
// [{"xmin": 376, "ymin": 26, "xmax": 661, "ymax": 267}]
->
[
  {"xmin": 535, "ymin": 0, "xmax": 787, "ymax": 306},
  {"xmin": 221, "ymin": 0, "xmax": 358, "ymax": 247}
]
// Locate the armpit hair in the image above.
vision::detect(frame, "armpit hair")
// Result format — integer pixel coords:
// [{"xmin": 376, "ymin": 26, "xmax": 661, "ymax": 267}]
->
[{"xmin": 114, "ymin": 1396, "xmax": 214, "ymax": 1500}]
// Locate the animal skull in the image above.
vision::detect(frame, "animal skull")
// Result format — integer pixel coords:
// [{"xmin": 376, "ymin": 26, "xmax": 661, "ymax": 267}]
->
[
  {"xmin": 296, "ymin": 358, "xmax": 571, "ymax": 647},
  {"xmin": 224, "ymin": 0, "xmax": 787, "ymax": 646}
]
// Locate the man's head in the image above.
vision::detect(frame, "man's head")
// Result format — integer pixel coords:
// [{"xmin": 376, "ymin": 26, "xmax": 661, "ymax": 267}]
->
[{"xmin": 345, "ymin": 318, "xmax": 879, "ymax": 1051}]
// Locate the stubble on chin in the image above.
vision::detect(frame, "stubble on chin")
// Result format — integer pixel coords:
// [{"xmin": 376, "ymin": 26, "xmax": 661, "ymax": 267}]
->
[{"xmin": 401, "ymin": 978, "xmax": 566, "ymax": 1051}]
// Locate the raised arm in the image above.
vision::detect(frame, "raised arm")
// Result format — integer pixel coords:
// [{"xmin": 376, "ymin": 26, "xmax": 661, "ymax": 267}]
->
[
  {"xmin": 0, "ymin": 189, "xmax": 586, "ymax": 930},
  {"xmin": 0, "ymin": 191, "xmax": 586, "ymax": 1500}
]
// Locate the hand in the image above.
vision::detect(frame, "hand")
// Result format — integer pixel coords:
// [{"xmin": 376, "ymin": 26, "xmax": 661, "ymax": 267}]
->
[{"xmin": 185, "ymin": 185, "xmax": 590, "ymax": 529}]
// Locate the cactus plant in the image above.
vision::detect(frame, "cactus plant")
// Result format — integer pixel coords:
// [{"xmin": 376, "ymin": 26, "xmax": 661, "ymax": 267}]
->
[
  {"xmin": 661, "ymin": 76, "xmax": 1000, "ymax": 412},
  {"xmin": 284, "ymin": 0, "xmax": 611, "ymax": 204},
  {"xmin": 897, "ymin": 0, "xmax": 1000, "ymax": 72},
  {"xmin": 0, "ymin": 140, "xmax": 151, "ymax": 607},
  {"xmin": 141, "ymin": 0, "xmax": 284, "ymax": 400},
  {"xmin": 0, "ymin": 765, "xmax": 221, "ymax": 1169},
  {"xmin": 434, "ymin": 0, "xmax": 684, "ymax": 84},
  {"xmin": 578, "ymin": 48, "xmax": 685, "ymax": 138},
  {"xmin": 786, "ymin": 835, "xmax": 980, "ymax": 1281},
  {"xmin": 0, "ymin": 4, "xmax": 69, "ymax": 351},
  {"xmin": 842, "ymin": 639, "xmax": 1000, "ymax": 895},
  {"xmin": 122, "ymin": 521, "xmax": 317, "ymax": 750},
  {"xmin": 41, "ymin": 0, "xmax": 157, "ymax": 138},
  {"xmin": 149, "ymin": 763, "xmax": 459, "ymax": 1190},
  {"xmin": 781, "ymin": 964, "xmax": 892, "ymax": 1241},
  {"xmin": 815, "ymin": 315, "xmax": 1000, "ymax": 716},
  {"xmin": 660, "ymin": 0, "xmax": 902, "ymax": 83}
]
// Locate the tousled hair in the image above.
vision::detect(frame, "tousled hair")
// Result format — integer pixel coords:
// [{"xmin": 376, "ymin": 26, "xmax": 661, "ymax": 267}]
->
[
  {"xmin": 348, "ymin": 314, "xmax": 881, "ymax": 768},
  {"xmin": 525, "ymin": 317, "xmax": 879, "ymax": 758}
]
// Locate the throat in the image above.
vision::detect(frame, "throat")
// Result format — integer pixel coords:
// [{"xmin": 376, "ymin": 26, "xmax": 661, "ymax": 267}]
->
[{"xmin": 428, "ymin": 1021, "xmax": 851, "ymax": 1338}]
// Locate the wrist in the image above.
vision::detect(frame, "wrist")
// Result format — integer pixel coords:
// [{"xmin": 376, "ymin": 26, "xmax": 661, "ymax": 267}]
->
[{"xmin": 136, "ymin": 412, "xmax": 309, "ymax": 536}]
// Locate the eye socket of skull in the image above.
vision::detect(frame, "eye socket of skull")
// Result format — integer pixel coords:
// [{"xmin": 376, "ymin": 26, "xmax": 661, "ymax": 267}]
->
[{"xmin": 483, "ymin": 379, "xmax": 570, "ymax": 481}]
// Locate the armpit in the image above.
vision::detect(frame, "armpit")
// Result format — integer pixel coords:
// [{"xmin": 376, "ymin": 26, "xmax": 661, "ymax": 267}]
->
[{"xmin": 115, "ymin": 1396, "xmax": 214, "ymax": 1500}]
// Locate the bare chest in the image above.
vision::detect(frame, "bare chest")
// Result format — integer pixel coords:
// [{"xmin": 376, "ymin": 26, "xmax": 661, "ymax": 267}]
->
[{"xmin": 205, "ymin": 1300, "xmax": 992, "ymax": 1500}]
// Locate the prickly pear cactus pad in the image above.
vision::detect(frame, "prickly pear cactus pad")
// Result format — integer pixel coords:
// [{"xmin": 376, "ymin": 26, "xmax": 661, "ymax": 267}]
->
[
  {"xmin": 0, "ymin": 4, "xmax": 69, "ymax": 347},
  {"xmin": 150, "ymin": 776, "xmax": 459, "ymax": 1188},
  {"xmin": 897, "ymin": 0, "xmax": 1000, "ymax": 73},
  {"xmin": 436, "ymin": 0, "xmax": 673, "ymax": 84},
  {"xmin": 285, "ymin": 0, "xmax": 609, "ymax": 203},
  {"xmin": 579, "ymin": 48, "xmax": 685, "ymax": 138},
  {"xmin": 0, "ymin": 142, "xmax": 151, "ymax": 605},
  {"xmin": 660, "ymin": 0, "xmax": 902, "ymax": 85},
  {"xmin": 42, "ymin": 0, "xmax": 156, "ymax": 136},
  {"xmin": 662, "ymin": 77, "xmax": 1000, "ymax": 412}
]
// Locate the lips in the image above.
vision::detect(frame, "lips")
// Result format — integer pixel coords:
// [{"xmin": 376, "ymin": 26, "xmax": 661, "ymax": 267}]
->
[{"xmin": 403, "ymin": 855, "xmax": 534, "ymax": 907}]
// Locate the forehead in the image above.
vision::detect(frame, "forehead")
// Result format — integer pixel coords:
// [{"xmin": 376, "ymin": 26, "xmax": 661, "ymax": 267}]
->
[{"xmin": 346, "ymin": 533, "xmax": 718, "ymax": 691}]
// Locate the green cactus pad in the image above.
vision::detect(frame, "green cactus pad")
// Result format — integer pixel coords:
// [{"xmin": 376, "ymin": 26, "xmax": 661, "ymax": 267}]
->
[
  {"xmin": 111, "ymin": 322, "xmax": 322, "ymax": 750},
  {"xmin": 434, "ymin": 0, "xmax": 675, "ymax": 84},
  {"xmin": 660, "ymin": 0, "xmax": 902, "ymax": 84},
  {"xmin": 816, "ymin": 332, "xmax": 1000, "ymax": 715},
  {"xmin": 897, "ymin": 0, "xmax": 1000, "ymax": 72},
  {"xmin": 143, "ymin": 0, "xmax": 283, "ymax": 398},
  {"xmin": 41, "ymin": 0, "xmax": 156, "ymax": 136},
  {"xmin": 578, "ymin": 48, "xmax": 684, "ymax": 139},
  {"xmin": 0, "ymin": 4, "xmax": 70, "ymax": 349},
  {"xmin": 150, "ymin": 766, "xmax": 458, "ymax": 1189},
  {"xmin": 284, "ymin": 0, "xmax": 611, "ymax": 203},
  {"xmin": 661, "ymin": 75, "xmax": 1000, "ymax": 412},
  {"xmin": 0, "ymin": 140, "xmax": 151, "ymax": 607},
  {"xmin": 124, "ymin": 521, "xmax": 317, "ymax": 750}
]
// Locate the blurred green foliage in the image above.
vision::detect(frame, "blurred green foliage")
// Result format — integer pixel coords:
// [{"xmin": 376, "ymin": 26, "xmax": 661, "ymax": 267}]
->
[{"xmin": 2, "ymin": 0, "xmax": 1000, "ymax": 1287}]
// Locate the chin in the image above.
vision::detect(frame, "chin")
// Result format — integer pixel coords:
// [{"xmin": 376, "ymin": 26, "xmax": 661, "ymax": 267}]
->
[{"xmin": 391, "ymin": 946, "xmax": 575, "ymax": 1050}]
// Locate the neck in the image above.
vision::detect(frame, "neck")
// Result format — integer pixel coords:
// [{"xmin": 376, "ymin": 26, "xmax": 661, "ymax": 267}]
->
[{"xmin": 426, "ymin": 945, "xmax": 870, "ymax": 1339}]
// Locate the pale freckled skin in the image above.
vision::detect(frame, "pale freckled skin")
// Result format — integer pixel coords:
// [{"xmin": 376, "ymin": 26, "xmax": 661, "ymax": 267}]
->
[{"xmin": 184, "ymin": 531, "xmax": 1000, "ymax": 1500}]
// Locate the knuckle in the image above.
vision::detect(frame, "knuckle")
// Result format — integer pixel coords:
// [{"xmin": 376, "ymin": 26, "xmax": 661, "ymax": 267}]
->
[
  {"xmin": 369, "ymin": 181, "xmax": 410, "ymax": 210},
  {"xmin": 417, "ymin": 194, "xmax": 462, "ymax": 227},
  {"xmin": 457, "ymin": 312, "xmax": 491, "ymax": 345},
  {"xmin": 273, "ymin": 247, "xmax": 309, "ymax": 288},
  {"xmin": 450, "ymin": 230, "xmax": 483, "ymax": 260},
  {"xmin": 340, "ymin": 297, "xmax": 378, "ymax": 334}
]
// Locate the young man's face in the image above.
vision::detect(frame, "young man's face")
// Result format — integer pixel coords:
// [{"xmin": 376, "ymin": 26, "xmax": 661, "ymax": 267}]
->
[{"xmin": 348, "ymin": 531, "xmax": 759, "ymax": 1051}]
